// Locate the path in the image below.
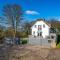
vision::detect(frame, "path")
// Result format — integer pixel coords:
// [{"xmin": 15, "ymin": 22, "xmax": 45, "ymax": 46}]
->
[{"xmin": 0, "ymin": 45, "xmax": 60, "ymax": 60}]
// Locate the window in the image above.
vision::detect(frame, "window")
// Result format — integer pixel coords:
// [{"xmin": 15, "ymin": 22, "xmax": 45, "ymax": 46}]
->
[
  {"xmin": 38, "ymin": 25, "xmax": 41, "ymax": 27},
  {"xmin": 33, "ymin": 31, "xmax": 35, "ymax": 34},
  {"xmin": 48, "ymin": 40, "xmax": 51, "ymax": 43},
  {"xmin": 33, "ymin": 31, "xmax": 35, "ymax": 37},
  {"xmin": 38, "ymin": 25, "xmax": 42, "ymax": 30},
  {"xmin": 51, "ymin": 35, "xmax": 54, "ymax": 39},
  {"xmin": 35, "ymin": 25, "xmax": 36, "ymax": 28},
  {"xmin": 40, "ymin": 32, "xmax": 42, "ymax": 36},
  {"xmin": 38, "ymin": 33, "xmax": 39, "ymax": 36},
  {"xmin": 43, "ymin": 24, "xmax": 45, "ymax": 28},
  {"xmin": 38, "ymin": 32, "xmax": 42, "ymax": 36}
]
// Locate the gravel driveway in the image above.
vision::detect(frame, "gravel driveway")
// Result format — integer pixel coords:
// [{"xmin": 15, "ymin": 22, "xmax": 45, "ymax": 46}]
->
[{"xmin": 0, "ymin": 45, "xmax": 60, "ymax": 60}]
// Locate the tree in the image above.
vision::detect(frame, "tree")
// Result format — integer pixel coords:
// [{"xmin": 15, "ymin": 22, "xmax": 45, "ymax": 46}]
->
[
  {"xmin": 23, "ymin": 21, "xmax": 31, "ymax": 36},
  {"xmin": 49, "ymin": 18, "xmax": 60, "ymax": 34},
  {"xmin": 0, "ymin": 26, "xmax": 5, "ymax": 43},
  {"xmin": 5, "ymin": 28, "xmax": 15, "ymax": 37},
  {"xmin": 3, "ymin": 4, "xmax": 23, "ymax": 40}
]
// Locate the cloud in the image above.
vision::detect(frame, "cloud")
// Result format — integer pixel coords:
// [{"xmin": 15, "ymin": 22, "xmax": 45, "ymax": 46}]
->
[{"xmin": 25, "ymin": 10, "xmax": 39, "ymax": 15}]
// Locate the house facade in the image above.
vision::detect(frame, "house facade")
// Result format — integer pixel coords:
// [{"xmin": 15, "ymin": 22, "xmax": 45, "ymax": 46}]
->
[
  {"xmin": 29, "ymin": 19, "xmax": 57, "ymax": 48},
  {"xmin": 31, "ymin": 19, "xmax": 51, "ymax": 38}
]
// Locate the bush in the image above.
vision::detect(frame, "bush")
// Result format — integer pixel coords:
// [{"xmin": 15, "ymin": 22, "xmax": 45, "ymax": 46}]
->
[
  {"xmin": 56, "ymin": 43, "xmax": 60, "ymax": 48},
  {"xmin": 22, "ymin": 40, "xmax": 27, "ymax": 44},
  {"xmin": 56, "ymin": 35, "xmax": 60, "ymax": 45},
  {"xmin": 16, "ymin": 32, "xmax": 28, "ymax": 38}
]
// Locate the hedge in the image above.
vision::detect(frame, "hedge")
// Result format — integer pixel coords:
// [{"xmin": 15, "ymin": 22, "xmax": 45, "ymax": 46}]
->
[{"xmin": 22, "ymin": 39, "xmax": 27, "ymax": 44}]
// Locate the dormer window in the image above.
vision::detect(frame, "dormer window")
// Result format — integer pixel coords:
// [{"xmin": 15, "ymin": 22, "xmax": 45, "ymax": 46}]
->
[{"xmin": 43, "ymin": 24, "xmax": 45, "ymax": 28}]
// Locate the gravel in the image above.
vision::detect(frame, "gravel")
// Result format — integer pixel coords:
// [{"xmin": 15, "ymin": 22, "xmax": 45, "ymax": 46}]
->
[{"xmin": 0, "ymin": 45, "xmax": 60, "ymax": 60}]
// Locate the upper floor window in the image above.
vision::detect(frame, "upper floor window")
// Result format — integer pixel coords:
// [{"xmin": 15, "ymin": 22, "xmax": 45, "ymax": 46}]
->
[
  {"xmin": 35, "ymin": 25, "xmax": 36, "ymax": 28},
  {"xmin": 43, "ymin": 24, "xmax": 45, "ymax": 28},
  {"xmin": 38, "ymin": 25, "xmax": 41, "ymax": 28},
  {"xmin": 38, "ymin": 25, "xmax": 42, "ymax": 30}
]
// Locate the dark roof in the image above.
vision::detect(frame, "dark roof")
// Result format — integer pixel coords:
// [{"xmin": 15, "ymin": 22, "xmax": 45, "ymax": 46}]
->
[{"xmin": 31, "ymin": 19, "xmax": 51, "ymax": 27}]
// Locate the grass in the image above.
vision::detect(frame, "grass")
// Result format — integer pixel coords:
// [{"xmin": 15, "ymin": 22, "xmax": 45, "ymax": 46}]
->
[{"xmin": 56, "ymin": 43, "xmax": 60, "ymax": 48}]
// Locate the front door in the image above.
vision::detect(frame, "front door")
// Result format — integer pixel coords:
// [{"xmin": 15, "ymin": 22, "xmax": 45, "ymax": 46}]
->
[
  {"xmin": 38, "ymin": 32, "xmax": 42, "ymax": 36},
  {"xmin": 40, "ymin": 32, "xmax": 42, "ymax": 36}
]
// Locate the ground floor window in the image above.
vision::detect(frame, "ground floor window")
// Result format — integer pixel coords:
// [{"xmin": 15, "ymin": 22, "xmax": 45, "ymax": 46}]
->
[
  {"xmin": 33, "ymin": 31, "xmax": 35, "ymax": 35},
  {"xmin": 48, "ymin": 40, "xmax": 51, "ymax": 43},
  {"xmin": 38, "ymin": 33, "xmax": 39, "ymax": 36},
  {"xmin": 38, "ymin": 32, "xmax": 42, "ymax": 36}
]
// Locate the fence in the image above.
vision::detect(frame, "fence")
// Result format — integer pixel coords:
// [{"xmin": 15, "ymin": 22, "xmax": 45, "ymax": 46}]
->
[{"xmin": 28, "ymin": 35, "xmax": 56, "ymax": 48}]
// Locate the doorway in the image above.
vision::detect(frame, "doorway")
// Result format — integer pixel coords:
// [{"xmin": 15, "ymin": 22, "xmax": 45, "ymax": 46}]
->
[{"xmin": 38, "ymin": 32, "xmax": 42, "ymax": 36}]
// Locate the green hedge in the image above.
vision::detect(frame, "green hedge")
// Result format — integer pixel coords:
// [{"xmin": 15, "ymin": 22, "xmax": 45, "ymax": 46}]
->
[{"xmin": 22, "ymin": 40, "xmax": 27, "ymax": 44}]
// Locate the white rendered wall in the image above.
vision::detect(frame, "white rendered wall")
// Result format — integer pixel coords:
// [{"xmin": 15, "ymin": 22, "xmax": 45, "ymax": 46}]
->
[{"xmin": 31, "ymin": 21, "xmax": 50, "ymax": 38}]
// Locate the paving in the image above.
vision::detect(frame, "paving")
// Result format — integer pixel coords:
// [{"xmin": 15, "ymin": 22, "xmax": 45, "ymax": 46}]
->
[{"xmin": 0, "ymin": 45, "xmax": 60, "ymax": 60}]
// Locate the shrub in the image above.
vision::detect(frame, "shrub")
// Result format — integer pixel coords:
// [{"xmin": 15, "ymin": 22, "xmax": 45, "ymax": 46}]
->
[
  {"xmin": 56, "ymin": 35, "xmax": 60, "ymax": 45},
  {"xmin": 56, "ymin": 43, "xmax": 60, "ymax": 48},
  {"xmin": 16, "ymin": 32, "xmax": 28, "ymax": 38},
  {"xmin": 22, "ymin": 40, "xmax": 27, "ymax": 44}
]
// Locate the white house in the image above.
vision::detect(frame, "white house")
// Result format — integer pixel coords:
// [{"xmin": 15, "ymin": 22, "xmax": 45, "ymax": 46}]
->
[
  {"xmin": 31, "ymin": 19, "xmax": 51, "ymax": 38},
  {"xmin": 29, "ymin": 19, "xmax": 57, "ymax": 48}
]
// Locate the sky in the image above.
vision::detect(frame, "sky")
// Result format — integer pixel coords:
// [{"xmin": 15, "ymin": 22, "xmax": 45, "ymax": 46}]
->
[{"xmin": 0, "ymin": 0, "xmax": 60, "ymax": 21}]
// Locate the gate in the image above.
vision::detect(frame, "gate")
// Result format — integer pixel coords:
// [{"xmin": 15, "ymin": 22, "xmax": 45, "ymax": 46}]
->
[{"xmin": 28, "ymin": 35, "xmax": 56, "ymax": 48}]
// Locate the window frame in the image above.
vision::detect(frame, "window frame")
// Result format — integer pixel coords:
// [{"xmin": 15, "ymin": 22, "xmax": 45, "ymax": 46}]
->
[
  {"xmin": 35, "ymin": 25, "xmax": 36, "ymax": 28},
  {"xmin": 43, "ymin": 24, "xmax": 45, "ymax": 28}
]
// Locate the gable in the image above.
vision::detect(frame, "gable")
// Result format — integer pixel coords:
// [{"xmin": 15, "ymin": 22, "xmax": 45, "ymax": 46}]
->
[{"xmin": 31, "ymin": 19, "xmax": 51, "ymax": 28}]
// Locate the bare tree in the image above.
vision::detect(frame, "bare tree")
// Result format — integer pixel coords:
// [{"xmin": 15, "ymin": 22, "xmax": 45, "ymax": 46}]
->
[
  {"xmin": 23, "ymin": 21, "xmax": 31, "ymax": 36},
  {"xmin": 49, "ymin": 18, "xmax": 60, "ymax": 34},
  {"xmin": 3, "ymin": 4, "xmax": 23, "ymax": 40}
]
